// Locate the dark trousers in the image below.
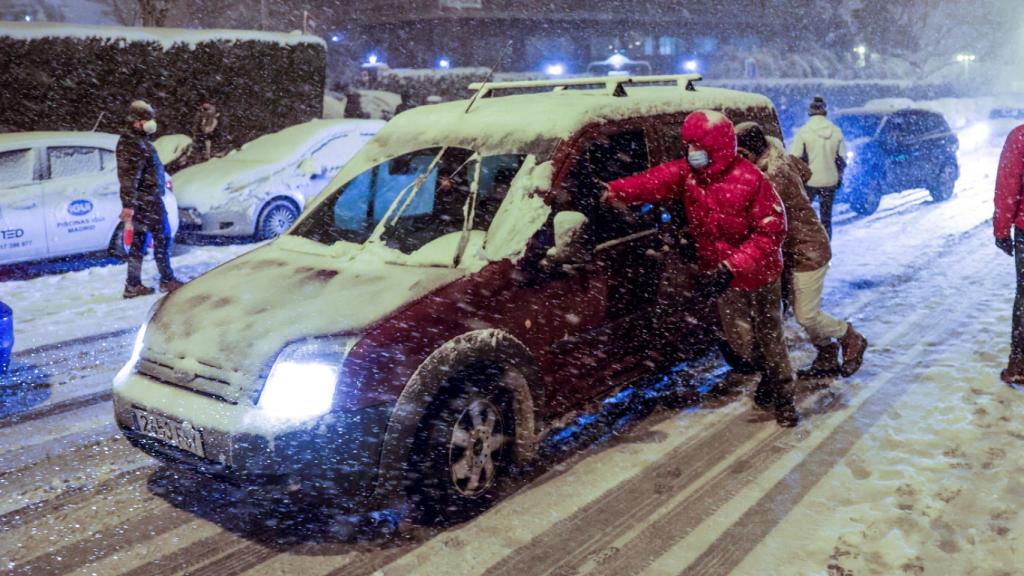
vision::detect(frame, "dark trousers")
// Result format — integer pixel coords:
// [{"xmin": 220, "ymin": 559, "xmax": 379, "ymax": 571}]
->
[
  {"xmin": 717, "ymin": 281, "xmax": 794, "ymax": 387},
  {"xmin": 1011, "ymin": 227, "xmax": 1024, "ymax": 364},
  {"xmin": 806, "ymin": 185, "xmax": 838, "ymax": 239},
  {"xmin": 126, "ymin": 209, "xmax": 175, "ymax": 287}
]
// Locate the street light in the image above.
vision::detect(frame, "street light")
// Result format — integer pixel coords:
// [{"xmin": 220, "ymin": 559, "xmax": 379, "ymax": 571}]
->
[
  {"xmin": 956, "ymin": 52, "xmax": 976, "ymax": 80},
  {"xmin": 854, "ymin": 45, "xmax": 867, "ymax": 67},
  {"xmin": 545, "ymin": 63, "xmax": 566, "ymax": 76},
  {"xmin": 438, "ymin": 58, "xmax": 451, "ymax": 70},
  {"xmin": 683, "ymin": 59, "xmax": 699, "ymax": 73}
]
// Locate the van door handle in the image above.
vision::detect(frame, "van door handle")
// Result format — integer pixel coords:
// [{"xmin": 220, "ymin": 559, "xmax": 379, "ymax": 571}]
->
[{"xmin": 11, "ymin": 201, "xmax": 37, "ymax": 210}]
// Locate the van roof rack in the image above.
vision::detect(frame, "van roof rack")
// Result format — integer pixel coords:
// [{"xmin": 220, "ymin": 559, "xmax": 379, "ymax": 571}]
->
[{"xmin": 467, "ymin": 73, "xmax": 703, "ymax": 99}]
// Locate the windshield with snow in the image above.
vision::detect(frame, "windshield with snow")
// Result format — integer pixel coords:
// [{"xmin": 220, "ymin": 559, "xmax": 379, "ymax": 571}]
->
[{"xmin": 291, "ymin": 147, "xmax": 526, "ymax": 255}]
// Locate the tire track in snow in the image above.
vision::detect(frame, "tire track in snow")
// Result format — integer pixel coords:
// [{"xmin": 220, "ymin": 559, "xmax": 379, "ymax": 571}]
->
[{"xmin": 484, "ymin": 222, "xmax": 989, "ymax": 576}]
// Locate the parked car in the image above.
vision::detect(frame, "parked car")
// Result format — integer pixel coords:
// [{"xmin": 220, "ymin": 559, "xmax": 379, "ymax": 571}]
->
[
  {"xmin": 113, "ymin": 75, "xmax": 782, "ymax": 520},
  {"xmin": 0, "ymin": 132, "xmax": 179, "ymax": 266},
  {"xmin": 0, "ymin": 301, "xmax": 11, "ymax": 375},
  {"xmin": 172, "ymin": 119, "xmax": 384, "ymax": 242},
  {"xmin": 833, "ymin": 107, "xmax": 959, "ymax": 215}
]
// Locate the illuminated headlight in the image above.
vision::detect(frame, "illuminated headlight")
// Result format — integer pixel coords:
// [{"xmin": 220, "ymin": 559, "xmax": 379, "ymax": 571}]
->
[
  {"xmin": 846, "ymin": 150, "xmax": 854, "ymax": 162},
  {"xmin": 257, "ymin": 337, "xmax": 357, "ymax": 422},
  {"xmin": 114, "ymin": 302, "xmax": 160, "ymax": 387}
]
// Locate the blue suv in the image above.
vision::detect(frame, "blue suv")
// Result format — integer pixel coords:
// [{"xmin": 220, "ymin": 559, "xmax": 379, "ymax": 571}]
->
[{"xmin": 834, "ymin": 108, "xmax": 959, "ymax": 215}]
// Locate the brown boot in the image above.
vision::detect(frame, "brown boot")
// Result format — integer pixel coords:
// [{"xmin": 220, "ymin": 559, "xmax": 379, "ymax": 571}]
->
[
  {"xmin": 1000, "ymin": 357, "xmax": 1024, "ymax": 388},
  {"xmin": 839, "ymin": 323, "xmax": 868, "ymax": 377},
  {"xmin": 123, "ymin": 283, "xmax": 155, "ymax": 299},
  {"xmin": 798, "ymin": 342, "xmax": 841, "ymax": 379},
  {"xmin": 159, "ymin": 278, "xmax": 185, "ymax": 293},
  {"xmin": 773, "ymin": 380, "xmax": 800, "ymax": 428}
]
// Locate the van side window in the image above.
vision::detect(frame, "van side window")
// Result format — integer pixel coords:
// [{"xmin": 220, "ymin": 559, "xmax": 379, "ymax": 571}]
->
[
  {"xmin": 48, "ymin": 147, "xmax": 101, "ymax": 179},
  {"xmin": 0, "ymin": 149, "xmax": 34, "ymax": 186},
  {"xmin": 563, "ymin": 129, "xmax": 652, "ymax": 244}
]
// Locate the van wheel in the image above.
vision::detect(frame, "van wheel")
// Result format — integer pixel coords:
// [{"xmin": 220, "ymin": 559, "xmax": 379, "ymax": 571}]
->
[
  {"xmin": 256, "ymin": 199, "xmax": 299, "ymax": 240},
  {"xmin": 408, "ymin": 367, "xmax": 515, "ymax": 525},
  {"xmin": 930, "ymin": 164, "xmax": 957, "ymax": 202},
  {"xmin": 849, "ymin": 183, "xmax": 882, "ymax": 215}
]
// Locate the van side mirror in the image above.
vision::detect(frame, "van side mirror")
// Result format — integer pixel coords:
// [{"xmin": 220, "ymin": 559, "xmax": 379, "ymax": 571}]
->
[{"xmin": 542, "ymin": 211, "xmax": 591, "ymax": 272}]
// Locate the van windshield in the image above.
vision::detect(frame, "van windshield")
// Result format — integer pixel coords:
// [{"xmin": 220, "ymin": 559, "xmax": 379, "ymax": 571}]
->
[{"xmin": 291, "ymin": 147, "xmax": 527, "ymax": 256}]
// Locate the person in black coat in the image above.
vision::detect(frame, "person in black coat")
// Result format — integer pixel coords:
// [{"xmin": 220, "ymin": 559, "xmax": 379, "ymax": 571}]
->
[{"xmin": 117, "ymin": 100, "xmax": 183, "ymax": 298}]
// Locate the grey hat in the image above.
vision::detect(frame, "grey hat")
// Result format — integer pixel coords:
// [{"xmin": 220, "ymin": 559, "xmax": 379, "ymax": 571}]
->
[
  {"xmin": 809, "ymin": 96, "xmax": 828, "ymax": 116},
  {"xmin": 127, "ymin": 100, "xmax": 155, "ymax": 122}
]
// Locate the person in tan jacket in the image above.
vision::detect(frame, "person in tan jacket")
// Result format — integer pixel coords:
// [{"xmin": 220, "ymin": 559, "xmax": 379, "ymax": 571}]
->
[{"xmin": 736, "ymin": 122, "xmax": 866, "ymax": 378}]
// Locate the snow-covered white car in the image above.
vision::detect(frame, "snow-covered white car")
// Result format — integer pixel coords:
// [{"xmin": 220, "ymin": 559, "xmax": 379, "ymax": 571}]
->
[
  {"xmin": 0, "ymin": 132, "xmax": 179, "ymax": 266},
  {"xmin": 113, "ymin": 74, "xmax": 782, "ymax": 519},
  {"xmin": 171, "ymin": 119, "xmax": 384, "ymax": 242}
]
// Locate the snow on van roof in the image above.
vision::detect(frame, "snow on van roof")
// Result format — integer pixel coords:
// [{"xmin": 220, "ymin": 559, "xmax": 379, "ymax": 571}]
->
[
  {"xmin": 354, "ymin": 85, "xmax": 774, "ymax": 169},
  {"xmin": 0, "ymin": 131, "xmax": 118, "ymax": 151},
  {"xmin": 172, "ymin": 119, "xmax": 384, "ymax": 212},
  {"xmin": 0, "ymin": 21, "xmax": 325, "ymax": 50}
]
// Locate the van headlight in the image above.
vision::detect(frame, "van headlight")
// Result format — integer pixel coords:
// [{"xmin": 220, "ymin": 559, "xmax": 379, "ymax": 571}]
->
[
  {"xmin": 256, "ymin": 337, "xmax": 358, "ymax": 422},
  {"xmin": 114, "ymin": 301, "xmax": 160, "ymax": 387}
]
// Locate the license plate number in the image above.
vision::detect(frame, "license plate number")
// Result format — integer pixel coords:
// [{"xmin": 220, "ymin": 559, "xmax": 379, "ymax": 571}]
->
[{"xmin": 132, "ymin": 409, "xmax": 205, "ymax": 458}]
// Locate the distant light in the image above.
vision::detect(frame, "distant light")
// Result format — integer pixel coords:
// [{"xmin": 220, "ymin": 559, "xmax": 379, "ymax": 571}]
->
[
  {"xmin": 545, "ymin": 63, "xmax": 565, "ymax": 76},
  {"xmin": 367, "ymin": 54, "xmax": 379, "ymax": 65},
  {"xmin": 438, "ymin": 58, "xmax": 451, "ymax": 69},
  {"xmin": 683, "ymin": 59, "xmax": 699, "ymax": 72},
  {"xmin": 24, "ymin": 14, "xmax": 32, "ymax": 21},
  {"xmin": 956, "ymin": 52, "xmax": 976, "ymax": 63},
  {"xmin": 331, "ymin": 35, "xmax": 340, "ymax": 43},
  {"xmin": 608, "ymin": 53, "xmax": 628, "ymax": 69},
  {"xmin": 854, "ymin": 45, "xmax": 867, "ymax": 55}
]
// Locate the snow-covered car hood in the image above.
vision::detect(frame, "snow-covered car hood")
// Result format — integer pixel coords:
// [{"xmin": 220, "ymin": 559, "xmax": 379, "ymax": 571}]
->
[{"xmin": 145, "ymin": 237, "xmax": 468, "ymax": 375}]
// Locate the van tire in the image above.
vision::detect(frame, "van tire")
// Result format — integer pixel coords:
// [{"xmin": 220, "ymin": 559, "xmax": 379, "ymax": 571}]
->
[
  {"xmin": 407, "ymin": 364, "xmax": 516, "ymax": 525},
  {"xmin": 930, "ymin": 164, "xmax": 957, "ymax": 202},
  {"xmin": 849, "ymin": 182, "xmax": 882, "ymax": 215}
]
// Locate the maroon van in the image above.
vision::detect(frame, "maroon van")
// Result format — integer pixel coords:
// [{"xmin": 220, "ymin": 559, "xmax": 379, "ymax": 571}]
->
[{"xmin": 113, "ymin": 75, "xmax": 784, "ymax": 520}]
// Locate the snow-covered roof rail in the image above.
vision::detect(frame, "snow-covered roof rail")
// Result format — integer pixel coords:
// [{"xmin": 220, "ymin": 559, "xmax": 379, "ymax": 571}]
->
[{"xmin": 467, "ymin": 74, "xmax": 703, "ymax": 99}]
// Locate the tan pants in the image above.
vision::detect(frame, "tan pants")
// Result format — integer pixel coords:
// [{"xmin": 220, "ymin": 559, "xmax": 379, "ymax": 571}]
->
[
  {"xmin": 718, "ymin": 281, "xmax": 794, "ymax": 384},
  {"xmin": 792, "ymin": 265, "xmax": 848, "ymax": 347}
]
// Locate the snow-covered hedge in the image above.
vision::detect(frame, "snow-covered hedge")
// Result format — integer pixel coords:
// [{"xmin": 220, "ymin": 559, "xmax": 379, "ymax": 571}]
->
[{"xmin": 0, "ymin": 22, "xmax": 326, "ymax": 145}]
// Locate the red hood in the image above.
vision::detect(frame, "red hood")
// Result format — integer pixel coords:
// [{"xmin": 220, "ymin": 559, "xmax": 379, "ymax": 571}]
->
[{"xmin": 681, "ymin": 110, "xmax": 737, "ymax": 177}]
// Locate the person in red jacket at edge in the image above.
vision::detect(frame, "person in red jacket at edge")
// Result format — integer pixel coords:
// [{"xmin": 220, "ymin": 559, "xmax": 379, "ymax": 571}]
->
[
  {"xmin": 994, "ymin": 124, "xmax": 1024, "ymax": 389},
  {"xmin": 604, "ymin": 110, "xmax": 799, "ymax": 427}
]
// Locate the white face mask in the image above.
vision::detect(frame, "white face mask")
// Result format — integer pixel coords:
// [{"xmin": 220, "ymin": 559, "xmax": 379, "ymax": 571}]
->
[{"xmin": 142, "ymin": 119, "xmax": 158, "ymax": 135}]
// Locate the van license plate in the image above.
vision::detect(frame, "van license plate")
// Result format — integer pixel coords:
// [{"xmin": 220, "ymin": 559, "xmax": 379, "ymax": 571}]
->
[{"xmin": 132, "ymin": 409, "xmax": 205, "ymax": 458}]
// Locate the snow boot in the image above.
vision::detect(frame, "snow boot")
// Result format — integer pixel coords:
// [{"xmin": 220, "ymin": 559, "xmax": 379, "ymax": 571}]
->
[
  {"xmin": 159, "ymin": 278, "xmax": 185, "ymax": 293},
  {"xmin": 123, "ymin": 283, "xmax": 155, "ymax": 299},
  {"xmin": 1000, "ymin": 357, "xmax": 1024, "ymax": 389},
  {"xmin": 773, "ymin": 380, "xmax": 800, "ymax": 428},
  {"xmin": 798, "ymin": 342, "xmax": 841, "ymax": 379},
  {"xmin": 752, "ymin": 380, "xmax": 776, "ymax": 411},
  {"xmin": 839, "ymin": 323, "xmax": 868, "ymax": 378}
]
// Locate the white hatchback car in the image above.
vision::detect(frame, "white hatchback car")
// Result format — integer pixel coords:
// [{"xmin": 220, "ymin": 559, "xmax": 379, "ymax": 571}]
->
[
  {"xmin": 172, "ymin": 119, "xmax": 384, "ymax": 242},
  {"xmin": 0, "ymin": 132, "xmax": 180, "ymax": 266}
]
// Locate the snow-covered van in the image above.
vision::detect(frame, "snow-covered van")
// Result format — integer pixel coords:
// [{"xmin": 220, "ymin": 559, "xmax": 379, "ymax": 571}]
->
[
  {"xmin": 0, "ymin": 132, "xmax": 179, "ymax": 266},
  {"xmin": 173, "ymin": 119, "xmax": 384, "ymax": 242},
  {"xmin": 113, "ymin": 75, "xmax": 783, "ymax": 520}
]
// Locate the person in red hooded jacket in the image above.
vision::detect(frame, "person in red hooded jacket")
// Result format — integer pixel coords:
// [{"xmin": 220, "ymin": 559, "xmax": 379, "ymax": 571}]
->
[
  {"xmin": 604, "ymin": 110, "xmax": 799, "ymax": 427},
  {"xmin": 993, "ymin": 124, "xmax": 1024, "ymax": 387}
]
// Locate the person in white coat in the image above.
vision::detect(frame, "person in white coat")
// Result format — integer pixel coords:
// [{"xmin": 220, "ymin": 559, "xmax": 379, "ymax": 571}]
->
[{"xmin": 789, "ymin": 96, "xmax": 847, "ymax": 238}]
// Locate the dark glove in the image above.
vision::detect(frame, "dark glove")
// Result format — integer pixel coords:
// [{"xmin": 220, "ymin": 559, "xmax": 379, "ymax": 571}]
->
[
  {"xmin": 698, "ymin": 264, "xmax": 733, "ymax": 300},
  {"xmin": 996, "ymin": 236, "xmax": 1014, "ymax": 257}
]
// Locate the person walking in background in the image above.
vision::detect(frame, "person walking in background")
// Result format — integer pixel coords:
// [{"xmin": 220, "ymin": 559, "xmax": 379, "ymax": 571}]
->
[
  {"xmin": 993, "ymin": 122, "xmax": 1024, "ymax": 388},
  {"xmin": 789, "ymin": 96, "xmax": 847, "ymax": 238},
  {"xmin": 117, "ymin": 100, "xmax": 183, "ymax": 299},
  {"xmin": 736, "ymin": 122, "xmax": 867, "ymax": 379},
  {"xmin": 192, "ymin": 101, "xmax": 227, "ymax": 161},
  {"xmin": 605, "ymin": 110, "xmax": 800, "ymax": 427}
]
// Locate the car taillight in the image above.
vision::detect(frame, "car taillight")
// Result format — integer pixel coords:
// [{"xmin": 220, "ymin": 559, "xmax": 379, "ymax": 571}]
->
[{"xmin": 166, "ymin": 176, "xmax": 174, "ymax": 192}]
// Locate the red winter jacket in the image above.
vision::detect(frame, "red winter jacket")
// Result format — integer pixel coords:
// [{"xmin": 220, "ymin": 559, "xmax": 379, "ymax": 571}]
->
[
  {"xmin": 607, "ymin": 110, "xmax": 787, "ymax": 290},
  {"xmin": 994, "ymin": 124, "xmax": 1024, "ymax": 240}
]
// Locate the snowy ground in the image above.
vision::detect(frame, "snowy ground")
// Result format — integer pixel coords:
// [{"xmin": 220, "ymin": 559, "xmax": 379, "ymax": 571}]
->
[{"xmin": 1, "ymin": 132, "xmax": 1021, "ymax": 575}]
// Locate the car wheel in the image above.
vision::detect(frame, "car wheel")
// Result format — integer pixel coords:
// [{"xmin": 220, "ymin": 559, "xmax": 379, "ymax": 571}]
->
[
  {"xmin": 408, "ymin": 366, "xmax": 515, "ymax": 525},
  {"xmin": 849, "ymin": 182, "xmax": 882, "ymax": 215},
  {"xmin": 256, "ymin": 199, "xmax": 299, "ymax": 240},
  {"xmin": 930, "ymin": 164, "xmax": 957, "ymax": 202}
]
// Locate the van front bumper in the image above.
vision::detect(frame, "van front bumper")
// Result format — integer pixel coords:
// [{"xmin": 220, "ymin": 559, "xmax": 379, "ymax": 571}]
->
[{"xmin": 113, "ymin": 373, "xmax": 392, "ymax": 508}]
